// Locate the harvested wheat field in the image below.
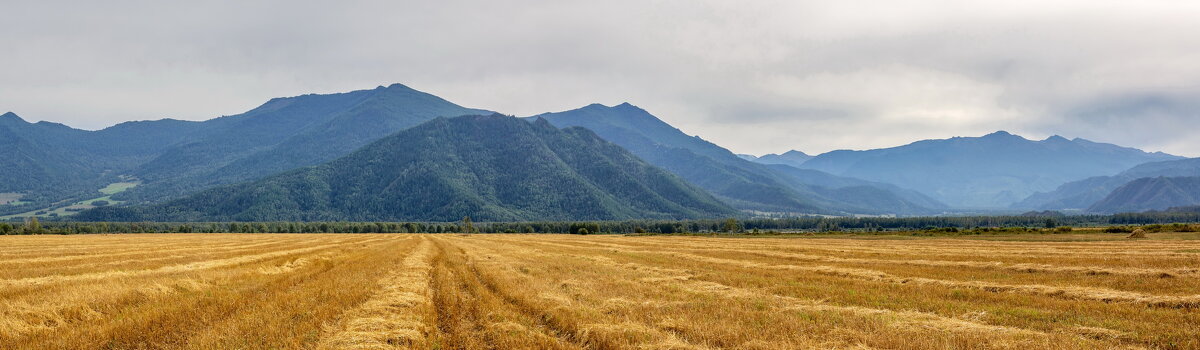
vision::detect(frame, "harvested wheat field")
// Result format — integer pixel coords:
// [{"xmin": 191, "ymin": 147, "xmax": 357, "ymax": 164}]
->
[{"xmin": 2, "ymin": 233, "xmax": 1199, "ymax": 349}]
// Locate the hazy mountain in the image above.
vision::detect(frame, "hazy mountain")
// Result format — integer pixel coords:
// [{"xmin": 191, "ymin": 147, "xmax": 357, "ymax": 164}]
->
[
  {"xmin": 1016, "ymin": 158, "xmax": 1200, "ymax": 210},
  {"xmin": 748, "ymin": 150, "xmax": 814, "ymax": 168},
  {"xmin": 798, "ymin": 131, "xmax": 1181, "ymax": 208},
  {"xmin": 3, "ymin": 84, "xmax": 489, "ymax": 215},
  {"xmin": 764, "ymin": 164, "xmax": 946, "ymax": 211},
  {"xmin": 79, "ymin": 115, "xmax": 736, "ymax": 222},
  {"xmin": 0, "ymin": 112, "xmax": 203, "ymax": 209},
  {"xmin": 119, "ymin": 84, "xmax": 490, "ymax": 202},
  {"xmin": 18, "ymin": 83, "xmax": 1183, "ymax": 220},
  {"xmin": 0, "ymin": 112, "xmax": 96, "ymax": 193},
  {"xmin": 1088, "ymin": 176, "xmax": 1200, "ymax": 213},
  {"xmin": 0, "ymin": 111, "xmax": 203, "ymax": 176},
  {"xmin": 534, "ymin": 103, "xmax": 944, "ymax": 215}
]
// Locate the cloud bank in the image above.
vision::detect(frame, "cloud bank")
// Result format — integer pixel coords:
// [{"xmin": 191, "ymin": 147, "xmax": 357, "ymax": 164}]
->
[{"xmin": 1, "ymin": 0, "xmax": 1197, "ymax": 156}]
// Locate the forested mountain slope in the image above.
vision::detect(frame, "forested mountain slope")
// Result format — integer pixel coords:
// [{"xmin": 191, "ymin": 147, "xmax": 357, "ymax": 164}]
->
[
  {"xmin": 534, "ymin": 103, "xmax": 944, "ymax": 215},
  {"xmin": 79, "ymin": 115, "xmax": 736, "ymax": 222},
  {"xmin": 1088, "ymin": 176, "xmax": 1200, "ymax": 213},
  {"xmin": 1017, "ymin": 158, "xmax": 1200, "ymax": 210},
  {"xmin": 119, "ymin": 83, "xmax": 491, "ymax": 203}
]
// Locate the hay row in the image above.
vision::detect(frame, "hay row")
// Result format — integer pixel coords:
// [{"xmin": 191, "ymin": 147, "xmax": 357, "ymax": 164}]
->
[
  {"xmin": 460, "ymin": 237, "xmax": 1102, "ymax": 349},
  {"xmin": 0, "ymin": 237, "xmax": 383, "ymax": 288},
  {"xmin": 317, "ymin": 238, "xmax": 437, "ymax": 349},
  {"xmin": 657, "ymin": 251, "xmax": 1200, "ymax": 308}
]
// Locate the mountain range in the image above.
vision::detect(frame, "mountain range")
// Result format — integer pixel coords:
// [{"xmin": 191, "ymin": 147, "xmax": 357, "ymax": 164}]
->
[
  {"xmin": 79, "ymin": 115, "xmax": 734, "ymax": 221},
  {"xmin": 739, "ymin": 150, "xmax": 813, "ymax": 168},
  {"xmin": 1, "ymin": 84, "xmax": 487, "ymax": 215},
  {"xmin": 792, "ymin": 132, "xmax": 1180, "ymax": 208},
  {"xmin": 0, "ymin": 111, "xmax": 198, "ymax": 203},
  {"xmin": 1087, "ymin": 177, "xmax": 1200, "ymax": 213},
  {"xmin": 533, "ymin": 103, "xmax": 944, "ymax": 215},
  {"xmin": 1016, "ymin": 158, "xmax": 1200, "ymax": 211},
  {"xmin": 122, "ymin": 84, "xmax": 491, "ymax": 203},
  {"xmin": 3, "ymin": 82, "xmax": 1193, "ymax": 221}
]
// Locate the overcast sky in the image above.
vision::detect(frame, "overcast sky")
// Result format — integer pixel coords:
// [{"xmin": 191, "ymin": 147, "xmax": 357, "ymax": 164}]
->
[{"xmin": 2, "ymin": 1, "xmax": 1198, "ymax": 156}]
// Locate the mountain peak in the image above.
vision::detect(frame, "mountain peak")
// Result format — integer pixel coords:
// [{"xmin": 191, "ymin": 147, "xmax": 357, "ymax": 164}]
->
[
  {"xmin": 0, "ymin": 111, "xmax": 27, "ymax": 125},
  {"xmin": 580, "ymin": 102, "xmax": 643, "ymax": 112},
  {"xmin": 978, "ymin": 130, "xmax": 1031, "ymax": 142},
  {"xmin": 1044, "ymin": 135, "xmax": 1069, "ymax": 142},
  {"xmin": 750, "ymin": 149, "xmax": 815, "ymax": 168},
  {"xmin": 529, "ymin": 116, "xmax": 558, "ymax": 131},
  {"xmin": 381, "ymin": 83, "xmax": 414, "ymax": 91}
]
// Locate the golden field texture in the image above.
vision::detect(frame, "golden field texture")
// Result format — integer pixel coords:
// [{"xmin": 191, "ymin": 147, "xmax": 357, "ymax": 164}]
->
[{"xmin": 1, "ymin": 233, "xmax": 1199, "ymax": 349}]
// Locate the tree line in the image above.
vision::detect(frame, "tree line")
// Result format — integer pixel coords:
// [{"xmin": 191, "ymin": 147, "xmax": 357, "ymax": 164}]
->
[{"xmin": 4, "ymin": 210, "xmax": 1200, "ymax": 235}]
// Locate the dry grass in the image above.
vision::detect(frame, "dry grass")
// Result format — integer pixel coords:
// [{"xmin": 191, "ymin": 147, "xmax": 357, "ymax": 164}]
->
[{"xmin": 1, "ymin": 232, "xmax": 1198, "ymax": 349}]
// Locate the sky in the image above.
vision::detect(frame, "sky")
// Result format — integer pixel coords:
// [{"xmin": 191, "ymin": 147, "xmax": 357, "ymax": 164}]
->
[{"xmin": 2, "ymin": 1, "xmax": 1198, "ymax": 157}]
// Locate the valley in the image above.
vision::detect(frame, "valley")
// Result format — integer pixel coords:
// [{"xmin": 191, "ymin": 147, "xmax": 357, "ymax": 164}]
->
[
  {"xmin": 0, "ymin": 182, "xmax": 138, "ymax": 220},
  {"xmin": 0, "ymin": 193, "xmax": 24, "ymax": 206}
]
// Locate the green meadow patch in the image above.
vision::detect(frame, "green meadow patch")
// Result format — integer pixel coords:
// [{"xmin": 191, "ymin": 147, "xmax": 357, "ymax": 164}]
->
[{"xmin": 0, "ymin": 182, "xmax": 138, "ymax": 219}]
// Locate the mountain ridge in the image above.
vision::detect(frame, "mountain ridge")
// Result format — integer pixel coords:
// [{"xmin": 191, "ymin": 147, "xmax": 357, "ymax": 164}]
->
[
  {"xmin": 1016, "ymin": 157, "xmax": 1200, "ymax": 210},
  {"xmin": 117, "ymin": 83, "xmax": 491, "ymax": 203},
  {"xmin": 744, "ymin": 150, "xmax": 814, "ymax": 168},
  {"xmin": 4, "ymin": 83, "xmax": 1186, "ymax": 220},
  {"xmin": 533, "ymin": 103, "xmax": 945, "ymax": 215},
  {"xmin": 1088, "ymin": 176, "xmax": 1200, "ymax": 213},
  {"xmin": 78, "ymin": 114, "xmax": 736, "ymax": 222},
  {"xmin": 797, "ymin": 130, "xmax": 1181, "ymax": 208}
]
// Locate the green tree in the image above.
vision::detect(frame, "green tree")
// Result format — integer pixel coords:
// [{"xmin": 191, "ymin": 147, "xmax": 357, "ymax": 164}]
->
[
  {"xmin": 462, "ymin": 216, "xmax": 475, "ymax": 233},
  {"xmin": 24, "ymin": 217, "xmax": 42, "ymax": 235},
  {"xmin": 569, "ymin": 222, "xmax": 600, "ymax": 235},
  {"xmin": 722, "ymin": 218, "xmax": 740, "ymax": 233}
]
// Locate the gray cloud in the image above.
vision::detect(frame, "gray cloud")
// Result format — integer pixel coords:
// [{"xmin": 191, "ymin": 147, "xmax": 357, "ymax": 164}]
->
[{"xmin": 1, "ymin": 0, "xmax": 1198, "ymax": 156}]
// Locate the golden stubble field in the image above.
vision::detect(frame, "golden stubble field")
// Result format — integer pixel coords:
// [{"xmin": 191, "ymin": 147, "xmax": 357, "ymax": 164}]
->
[{"xmin": 1, "ymin": 233, "xmax": 1199, "ymax": 349}]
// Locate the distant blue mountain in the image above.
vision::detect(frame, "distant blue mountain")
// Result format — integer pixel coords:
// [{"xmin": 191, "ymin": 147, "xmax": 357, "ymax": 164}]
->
[
  {"xmin": 6, "ymin": 83, "xmax": 1187, "ymax": 220},
  {"xmin": 798, "ymin": 131, "xmax": 1181, "ymax": 208},
  {"xmin": 1088, "ymin": 176, "xmax": 1200, "ymax": 213},
  {"xmin": 0, "ymin": 112, "xmax": 96, "ymax": 193},
  {"xmin": 745, "ymin": 150, "xmax": 814, "ymax": 168},
  {"xmin": 2, "ymin": 84, "xmax": 491, "ymax": 213},
  {"xmin": 0, "ymin": 111, "xmax": 204, "ymax": 210},
  {"xmin": 120, "ymin": 84, "xmax": 492, "ymax": 203},
  {"xmin": 534, "ymin": 103, "xmax": 944, "ymax": 215},
  {"xmin": 1016, "ymin": 157, "xmax": 1200, "ymax": 210}
]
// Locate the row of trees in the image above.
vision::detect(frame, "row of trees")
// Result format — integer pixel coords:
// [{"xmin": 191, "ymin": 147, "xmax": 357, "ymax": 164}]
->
[
  {"xmin": 0, "ymin": 217, "xmax": 44, "ymax": 235},
  {"xmin": 6, "ymin": 211, "xmax": 1200, "ymax": 235}
]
